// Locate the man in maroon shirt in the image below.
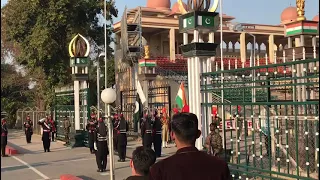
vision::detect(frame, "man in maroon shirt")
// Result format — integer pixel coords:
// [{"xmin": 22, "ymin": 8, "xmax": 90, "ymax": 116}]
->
[{"xmin": 149, "ymin": 113, "xmax": 231, "ymax": 180}]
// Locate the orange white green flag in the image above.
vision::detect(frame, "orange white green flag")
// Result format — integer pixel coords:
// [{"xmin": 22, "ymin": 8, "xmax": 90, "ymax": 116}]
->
[{"xmin": 175, "ymin": 82, "xmax": 187, "ymax": 108}]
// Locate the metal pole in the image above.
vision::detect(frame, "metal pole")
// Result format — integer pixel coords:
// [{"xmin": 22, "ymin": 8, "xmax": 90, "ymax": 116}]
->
[
  {"xmin": 104, "ymin": 0, "xmax": 108, "ymax": 89},
  {"xmin": 97, "ymin": 60, "xmax": 100, "ymax": 120},
  {"xmin": 219, "ymin": 0, "xmax": 226, "ymax": 149},
  {"xmin": 107, "ymin": 105, "xmax": 115, "ymax": 180},
  {"xmin": 248, "ymin": 33, "xmax": 256, "ymax": 103}
]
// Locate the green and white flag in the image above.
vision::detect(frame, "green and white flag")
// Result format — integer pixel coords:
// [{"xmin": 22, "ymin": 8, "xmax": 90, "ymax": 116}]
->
[
  {"xmin": 183, "ymin": 16, "xmax": 194, "ymax": 28},
  {"xmin": 198, "ymin": 15, "xmax": 214, "ymax": 27}
]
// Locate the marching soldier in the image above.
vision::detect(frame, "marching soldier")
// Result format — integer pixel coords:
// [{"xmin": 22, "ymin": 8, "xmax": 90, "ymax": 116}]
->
[
  {"xmin": 117, "ymin": 114, "xmax": 128, "ymax": 162},
  {"xmin": 205, "ymin": 123, "xmax": 223, "ymax": 156},
  {"xmin": 86, "ymin": 114, "xmax": 97, "ymax": 154},
  {"xmin": 143, "ymin": 108, "xmax": 153, "ymax": 149},
  {"xmin": 63, "ymin": 116, "xmax": 71, "ymax": 145},
  {"xmin": 153, "ymin": 109, "xmax": 162, "ymax": 157},
  {"xmin": 95, "ymin": 117, "xmax": 109, "ymax": 172},
  {"xmin": 24, "ymin": 114, "xmax": 33, "ymax": 143},
  {"xmin": 113, "ymin": 106, "xmax": 121, "ymax": 152},
  {"xmin": 161, "ymin": 108, "xmax": 169, "ymax": 148},
  {"xmin": 1, "ymin": 118, "xmax": 8, "ymax": 157},
  {"xmin": 48, "ymin": 115, "xmax": 57, "ymax": 142},
  {"xmin": 38, "ymin": 117, "xmax": 52, "ymax": 152}
]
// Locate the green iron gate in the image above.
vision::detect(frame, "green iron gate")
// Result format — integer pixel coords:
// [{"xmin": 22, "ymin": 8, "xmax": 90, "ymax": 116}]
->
[{"xmin": 201, "ymin": 58, "xmax": 319, "ymax": 179}]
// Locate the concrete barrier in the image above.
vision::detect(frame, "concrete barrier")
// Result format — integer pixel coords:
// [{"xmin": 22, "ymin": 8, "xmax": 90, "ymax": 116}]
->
[
  {"xmin": 60, "ymin": 174, "xmax": 83, "ymax": 180},
  {"xmin": 5, "ymin": 146, "xmax": 18, "ymax": 155}
]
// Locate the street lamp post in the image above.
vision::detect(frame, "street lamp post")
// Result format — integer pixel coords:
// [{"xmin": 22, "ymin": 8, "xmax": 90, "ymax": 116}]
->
[
  {"xmin": 228, "ymin": 23, "xmax": 256, "ymax": 102},
  {"xmin": 101, "ymin": 88, "xmax": 116, "ymax": 180}
]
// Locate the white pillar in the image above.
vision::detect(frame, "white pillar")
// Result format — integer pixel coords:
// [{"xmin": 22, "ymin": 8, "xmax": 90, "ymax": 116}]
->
[{"xmin": 74, "ymin": 67, "xmax": 80, "ymax": 130}]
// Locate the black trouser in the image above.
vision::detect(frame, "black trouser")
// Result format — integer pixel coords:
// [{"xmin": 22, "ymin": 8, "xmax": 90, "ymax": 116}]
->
[
  {"xmin": 95, "ymin": 141, "xmax": 108, "ymax": 170},
  {"xmin": 42, "ymin": 131, "xmax": 51, "ymax": 152},
  {"xmin": 117, "ymin": 133, "xmax": 127, "ymax": 160},
  {"xmin": 51, "ymin": 131, "xmax": 56, "ymax": 141},
  {"xmin": 143, "ymin": 133, "xmax": 153, "ymax": 149},
  {"xmin": 153, "ymin": 134, "xmax": 162, "ymax": 157},
  {"xmin": 1, "ymin": 136, "xmax": 7, "ymax": 156},
  {"xmin": 26, "ymin": 130, "xmax": 32, "ymax": 143},
  {"xmin": 113, "ymin": 132, "xmax": 118, "ymax": 152},
  {"xmin": 88, "ymin": 132, "xmax": 95, "ymax": 152}
]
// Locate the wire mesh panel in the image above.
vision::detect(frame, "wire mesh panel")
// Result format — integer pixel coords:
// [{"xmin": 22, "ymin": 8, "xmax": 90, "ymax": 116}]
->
[{"xmin": 201, "ymin": 58, "xmax": 319, "ymax": 180}]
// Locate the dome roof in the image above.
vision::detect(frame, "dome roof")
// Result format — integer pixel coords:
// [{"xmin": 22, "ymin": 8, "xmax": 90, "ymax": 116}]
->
[
  {"xmin": 171, "ymin": 2, "xmax": 187, "ymax": 14},
  {"xmin": 312, "ymin": 14, "xmax": 319, "ymax": 22},
  {"xmin": 281, "ymin": 6, "xmax": 298, "ymax": 24},
  {"xmin": 147, "ymin": 0, "xmax": 171, "ymax": 10}
]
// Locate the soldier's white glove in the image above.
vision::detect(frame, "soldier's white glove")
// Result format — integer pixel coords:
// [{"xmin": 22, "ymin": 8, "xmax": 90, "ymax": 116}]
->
[{"xmin": 94, "ymin": 142, "xmax": 97, "ymax": 151}]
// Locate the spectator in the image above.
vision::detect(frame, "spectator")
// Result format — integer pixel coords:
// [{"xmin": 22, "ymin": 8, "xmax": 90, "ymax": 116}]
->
[
  {"xmin": 149, "ymin": 113, "xmax": 231, "ymax": 180},
  {"xmin": 126, "ymin": 146, "xmax": 156, "ymax": 180}
]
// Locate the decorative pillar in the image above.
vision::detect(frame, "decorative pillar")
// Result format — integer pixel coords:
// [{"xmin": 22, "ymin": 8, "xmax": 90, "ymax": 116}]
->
[
  {"xmin": 240, "ymin": 32, "xmax": 246, "ymax": 63},
  {"xmin": 178, "ymin": 0, "xmax": 219, "ymax": 150},
  {"xmin": 69, "ymin": 34, "xmax": 90, "ymax": 131},
  {"xmin": 268, "ymin": 34, "xmax": 275, "ymax": 63},
  {"xmin": 169, "ymin": 28, "xmax": 176, "ymax": 61}
]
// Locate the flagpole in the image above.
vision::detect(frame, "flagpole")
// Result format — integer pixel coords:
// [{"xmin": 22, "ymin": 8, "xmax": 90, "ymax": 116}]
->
[{"xmin": 219, "ymin": 0, "xmax": 226, "ymax": 149}]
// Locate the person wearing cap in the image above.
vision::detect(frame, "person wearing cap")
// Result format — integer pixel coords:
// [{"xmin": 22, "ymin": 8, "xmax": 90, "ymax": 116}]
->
[
  {"xmin": 86, "ymin": 113, "xmax": 98, "ymax": 154},
  {"xmin": 113, "ymin": 112, "xmax": 120, "ymax": 152},
  {"xmin": 161, "ymin": 108, "xmax": 169, "ymax": 148},
  {"xmin": 23, "ymin": 114, "xmax": 33, "ymax": 143},
  {"xmin": 142, "ymin": 110, "xmax": 153, "ymax": 149},
  {"xmin": 1, "ymin": 118, "xmax": 8, "ymax": 157},
  {"xmin": 117, "ymin": 113, "xmax": 128, "ymax": 162},
  {"xmin": 152, "ymin": 109, "xmax": 162, "ymax": 157},
  {"xmin": 38, "ymin": 117, "xmax": 52, "ymax": 152},
  {"xmin": 63, "ymin": 116, "xmax": 71, "ymax": 145},
  {"xmin": 205, "ymin": 123, "xmax": 223, "ymax": 156},
  {"xmin": 94, "ymin": 117, "xmax": 109, "ymax": 172},
  {"xmin": 48, "ymin": 115, "xmax": 57, "ymax": 142}
]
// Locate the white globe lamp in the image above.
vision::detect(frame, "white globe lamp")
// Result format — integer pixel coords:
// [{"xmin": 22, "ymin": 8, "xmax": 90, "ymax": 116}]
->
[{"xmin": 101, "ymin": 88, "xmax": 116, "ymax": 104}]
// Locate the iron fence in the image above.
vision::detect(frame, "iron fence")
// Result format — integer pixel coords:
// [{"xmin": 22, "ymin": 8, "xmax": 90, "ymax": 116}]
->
[{"xmin": 201, "ymin": 58, "xmax": 319, "ymax": 179}]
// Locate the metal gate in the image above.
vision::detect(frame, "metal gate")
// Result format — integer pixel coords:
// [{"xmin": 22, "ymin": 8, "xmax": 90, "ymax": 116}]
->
[
  {"xmin": 201, "ymin": 58, "xmax": 319, "ymax": 179},
  {"xmin": 120, "ymin": 85, "xmax": 171, "ymax": 128},
  {"xmin": 16, "ymin": 107, "xmax": 51, "ymax": 135}
]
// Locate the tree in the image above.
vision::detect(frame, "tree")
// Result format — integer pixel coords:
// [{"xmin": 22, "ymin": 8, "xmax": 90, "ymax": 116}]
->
[
  {"xmin": 1, "ymin": 0, "xmax": 118, "ymax": 110},
  {"xmin": 1, "ymin": 63, "xmax": 33, "ymax": 127}
]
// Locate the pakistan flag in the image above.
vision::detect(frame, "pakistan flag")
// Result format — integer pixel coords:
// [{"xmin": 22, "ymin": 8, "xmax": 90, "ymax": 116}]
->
[{"xmin": 133, "ymin": 93, "xmax": 143, "ymax": 132}]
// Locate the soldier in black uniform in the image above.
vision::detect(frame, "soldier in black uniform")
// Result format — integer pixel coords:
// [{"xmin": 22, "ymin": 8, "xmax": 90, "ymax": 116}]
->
[
  {"xmin": 95, "ymin": 117, "xmax": 109, "ymax": 172},
  {"xmin": 113, "ymin": 114, "xmax": 120, "ymax": 152},
  {"xmin": 117, "ymin": 114, "xmax": 128, "ymax": 162},
  {"xmin": 153, "ymin": 110, "xmax": 162, "ymax": 157},
  {"xmin": 24, "ymin": 115, "xmax": 33, "ymax": 143},
  {"xmin": 1, "ymin": 118, "xmax": 8, "ymax": 157},
  {"xmin": 38, "ymin": 117, "xmax": 52, "ymax": 152},
  {"xmin": 86, "ymin": 114, "xmax": 97, "ymax": 154},
  {"xmin": 143, "ymin": 109, "xmax": 153, "ymax": 149}
]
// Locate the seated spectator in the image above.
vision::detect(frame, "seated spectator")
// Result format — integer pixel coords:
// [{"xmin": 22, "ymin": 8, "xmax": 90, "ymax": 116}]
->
[
  {"xmin": 126, "ymin": 146, "xmax": 156, "ymax": 180},
  {"xmin": 149, "ymin": 113, "xmax": 231, "ymax": 180}
]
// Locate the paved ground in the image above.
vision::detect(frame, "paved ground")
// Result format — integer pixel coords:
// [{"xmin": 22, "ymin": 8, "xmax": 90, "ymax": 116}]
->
[{"xmin": 1, "ymin": 130, "xmax": 177, "ymax": 180}]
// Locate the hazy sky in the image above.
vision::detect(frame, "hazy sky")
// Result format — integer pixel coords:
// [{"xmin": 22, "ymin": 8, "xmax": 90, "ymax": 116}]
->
[{"xmin": 1, "ymin": 0, "xmax": 319, "ymax": 25}]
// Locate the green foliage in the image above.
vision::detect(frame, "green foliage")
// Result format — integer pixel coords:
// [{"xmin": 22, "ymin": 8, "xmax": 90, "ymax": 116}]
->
[
  {"xmin": 1, "ymin": 0, "xmax": 118, "ymax": 108},
  {"xmin": 1, "ymin": 63, "xmax": 33, "ymax": 127}
]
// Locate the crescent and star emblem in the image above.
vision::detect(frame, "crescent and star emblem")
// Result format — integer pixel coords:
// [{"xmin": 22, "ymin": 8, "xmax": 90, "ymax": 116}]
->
[
  {"xmin": 188, "ymin": 19, "xmax": 192, "ymax": 24},
  {"xmin": 177, "ymin": 0, "xmax": 219, "ymax": 14},
  {"xmin": 134, "ymin": 101, "xmax": 139, "ymax": 113},
  {"xmin": 205, "ymin": 18, "xmax": 211, "ymax": 24}
]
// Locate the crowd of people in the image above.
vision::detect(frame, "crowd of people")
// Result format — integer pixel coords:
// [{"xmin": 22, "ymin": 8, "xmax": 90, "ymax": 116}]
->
[{"xmin": 1, "ymin": 108, "xmax": 231, "ymax": 179}]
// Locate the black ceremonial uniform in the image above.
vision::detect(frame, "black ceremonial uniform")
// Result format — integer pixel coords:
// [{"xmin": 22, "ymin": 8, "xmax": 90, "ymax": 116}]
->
[
  {"xmin": 24, "ymin": 119, "xmax": 33, "ymax": 143},
  {"xmin": 113, "ymin": 115, "xmax": 120, "ymax": 152},
  {"xmin": 1, "ymin": 120, "xmax": 8, "ymax": 157},
  {"xmin": 95, "ymin": 120, "xmax": 109, "ymax": 172},
  {"xmin": 38, "ymin": 120, "xmax": 51, "ymax": 152},
  {"xmin": 86, "ymin": 118, "xmax": 97, "ymax": 154},
  {"xmin": 153, "ymin": 116, "xmax": 162, "ymax": 157},
  {"xmin": 143, "ymin": 116, "xmax": 153, "ymax": 149},
  {"xmin": 117, "ymin": 116, "xmax": 128, "ymax": 162}
]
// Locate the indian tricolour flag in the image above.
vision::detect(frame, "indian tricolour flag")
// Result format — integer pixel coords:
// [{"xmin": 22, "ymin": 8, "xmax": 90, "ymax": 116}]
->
[
  {"xmin": 175, "ymin": 82, "xmax": 187, "ymax": 109},
  {"xmin": 286, "ymin": 22, "xmax": 318, "ymax": 36}
]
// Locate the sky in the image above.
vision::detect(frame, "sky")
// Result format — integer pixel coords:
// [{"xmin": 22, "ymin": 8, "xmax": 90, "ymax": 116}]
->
[{"xmin": 1, "ymin": 0, "xmax": 319, "ymax": 25}]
